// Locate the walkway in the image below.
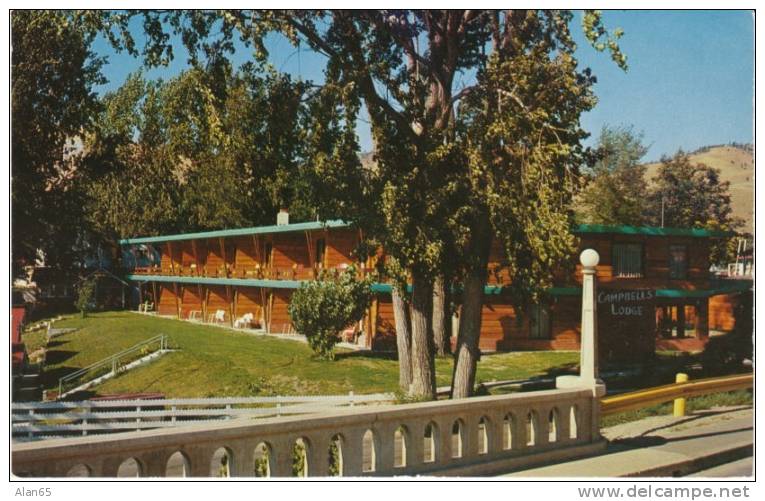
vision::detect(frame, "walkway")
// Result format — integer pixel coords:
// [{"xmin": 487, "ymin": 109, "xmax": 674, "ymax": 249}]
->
[{"xmin": 505, "ymin": 406, "xmax": 753, "ymax": 477}]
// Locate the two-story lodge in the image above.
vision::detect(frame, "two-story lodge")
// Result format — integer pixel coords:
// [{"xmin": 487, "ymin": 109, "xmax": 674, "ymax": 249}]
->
[{"xmin": 120, "ymin": 215, "xmax": 751, "ymax": 362}]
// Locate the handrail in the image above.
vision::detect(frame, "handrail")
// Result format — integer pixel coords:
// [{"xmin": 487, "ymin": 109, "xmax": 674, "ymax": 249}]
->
[
  {"xmin": 57, "ymin": 335, "xmax": 167, "ymax": 398},
  {"xmin": 600, "ymin": 373, "xmax": 753, "ymax": 416}
]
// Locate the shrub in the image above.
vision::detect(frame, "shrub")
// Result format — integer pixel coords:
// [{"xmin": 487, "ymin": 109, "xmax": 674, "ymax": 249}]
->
[
  {"xmin": 74, "ymin": 277, "xmax": 97, "ymax": 318},
  {"xmin": 288, "ymin": 266, "xmax": 373, "ymax": 360}
]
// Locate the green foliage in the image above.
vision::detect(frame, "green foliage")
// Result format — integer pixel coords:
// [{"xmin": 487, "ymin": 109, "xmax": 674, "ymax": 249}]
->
[
  {"xmin": 74, "ymin": 278, "xmax": 97, "ymax": 317},
  {"xmin": 292, "ymin": 440, "xmax": 307, "ymax": 477},
  {"xmin": 11, "ymin": 11, "xmax": 105, "ymax": 273},
  {"xmin": 328, "ymin": 438, "xmax": 342, "ymax": 476},
  {"xmin": 288, "ymin": 267, "xmax": 373, "ymax": 360},
  {"xmin": 645, "ymin": 151, "xmax": 742, "ymax": 263},
  {"xmin": 83, "ymin": 64, "xmax": 316, "ymax": 245},
  {"xmin": 576, "ymin": 125, "xmax": 649, "ymax": 226}
]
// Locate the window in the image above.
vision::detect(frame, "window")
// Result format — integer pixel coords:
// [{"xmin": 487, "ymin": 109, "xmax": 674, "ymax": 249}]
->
[
  {"xmin": 529, "ymin": 303, "xmax": 552, "ymax": 339},
  {"xmin": 669, "ymin": 245, "xmax": 687, "ymax": 279},
  {"xmin": 315, "ymin": 239, "xmax": 326, "ymax": 268},
  {"xmin": 612, "ymin": 243, "xmax": 643, "ymax": 278}
]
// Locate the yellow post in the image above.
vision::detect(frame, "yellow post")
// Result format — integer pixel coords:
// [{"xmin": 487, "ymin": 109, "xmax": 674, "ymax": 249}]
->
[{"xmin": 673, "ymin": 373, "xmax": 689, "ymax": 416}]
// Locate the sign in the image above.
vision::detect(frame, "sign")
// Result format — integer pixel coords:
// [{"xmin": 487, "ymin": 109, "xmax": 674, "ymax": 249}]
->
[{"xmin": 597, "ymin": 288, "xmax": 656, "ymax": 364}]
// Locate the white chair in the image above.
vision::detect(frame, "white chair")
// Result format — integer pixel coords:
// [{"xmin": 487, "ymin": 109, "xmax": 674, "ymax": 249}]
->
[
  {"xmin": 234, "ymin": 312, "xmax": 254, "ymax": 329},
  {"xmin": 215, "ymin": 310, "xmax": 226, "ymax": 324}
]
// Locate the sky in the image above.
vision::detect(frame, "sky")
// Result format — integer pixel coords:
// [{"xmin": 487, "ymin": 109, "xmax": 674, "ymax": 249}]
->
[{"xmin": 91, "ymin": 10, "xmax": 754, "ymax": 162}]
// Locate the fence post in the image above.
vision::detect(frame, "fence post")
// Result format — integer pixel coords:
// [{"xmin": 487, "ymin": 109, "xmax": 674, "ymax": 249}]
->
[
  {"xmin": 349, "ymin": 391, "xmax": 355, "ymax": 407},
  {"xmin": 28, "ymin": 409, "xmax": 34, "ymax": 439},
  {"xmin": 673, "ymin": 373, "xmax": 689, "ymax": 417},
  {"xmin": 112, "ymin": 357, "xmax": 117, "ymax": 376}
]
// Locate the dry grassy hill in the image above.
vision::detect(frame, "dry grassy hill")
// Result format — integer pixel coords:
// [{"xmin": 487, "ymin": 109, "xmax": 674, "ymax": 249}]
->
[{"xmin": 643, "ymin": 145, "xmax": 754, "ymax": 233}]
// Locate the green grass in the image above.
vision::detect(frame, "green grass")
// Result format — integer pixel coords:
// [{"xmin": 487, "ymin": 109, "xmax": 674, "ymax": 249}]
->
[
  {"xmin": 21, "ymin": 328, "xmax": 49, "ymax": 356},
  {"xmin": 36, "ymin": 311, "xmax": 579, "ymax": 398},
  {"xmin": 601, "ymin": 390, "xmax": 753, "ymax": 428}
]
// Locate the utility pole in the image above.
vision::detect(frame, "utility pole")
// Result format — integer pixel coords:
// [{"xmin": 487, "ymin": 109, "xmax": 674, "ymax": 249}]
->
[{"xmin": 661, "ymin": 197, "xmax": 665, "ymax": 228}]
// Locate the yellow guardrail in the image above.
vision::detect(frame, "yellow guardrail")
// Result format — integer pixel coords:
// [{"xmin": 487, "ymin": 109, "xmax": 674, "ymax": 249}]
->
[{"xmin": 600, "ymin": 373, "xmax": 753, "ymax": 416}]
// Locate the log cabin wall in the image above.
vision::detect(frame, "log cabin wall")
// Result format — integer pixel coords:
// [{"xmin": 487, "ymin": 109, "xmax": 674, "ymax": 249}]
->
[
  {"xmin": 157, "ymin": 284, "xmax": 178, "ymax": 316},
  {"xmin": 270, "ymin": 290, "xmax": 293, "ymax": 333},
  {"xmin": 373, "ymin": 296, "xmax": 397, "ymax": 351},
  {"xmin": 271, "ymin": 233, "xmax": 311, "ymax": 270},
  {"xmin": 180, "ymin": 285, "xmax": 203, "ymax": 319},
  {"xmin": 193, "ymin": 239, "xmax": 208, "ymax": 273},
  {"xmin": 232, "ymin": 236, "xmax": 259, "ymax": 277},
  {"xmin": 326, "ymin": 229, "xmax": 358, "ymax": 269},
  {"xmin": 709, "ymin": 293, "xmax": 740, "ymax": 331},
  {"xmin": 206, "ymin": 286, "xmax": 229, "ymax": 321},
  {"xmin": 205, "ymin": 238, "xmax": 226, "ymax": 276},
  {"xmin": 235, "ymin": 287, "xmax": 264, "ymax": 326},
  {"xmin": 159, "ymin": 246, "xmax": 173, "ymax": 273},
  {"xmin": 180, "ymin": 241, "xmax": 196, "ymax": 273}
]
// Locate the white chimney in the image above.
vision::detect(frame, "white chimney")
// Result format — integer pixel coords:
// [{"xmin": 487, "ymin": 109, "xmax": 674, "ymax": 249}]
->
[{"xmin": 277, "ymin": 209, "xmax": 289, "ymax": 226}]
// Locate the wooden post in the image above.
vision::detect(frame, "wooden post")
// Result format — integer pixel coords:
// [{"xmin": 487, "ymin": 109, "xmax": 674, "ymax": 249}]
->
[
  {"xmin": 191, "ymin": 240, "xmax": 200, "ymax": 276},
  {"xmin": 225, "ymin": 285, "xmax": 234, "ymax": 327},
  {"xmin": 676, "ymin": 302, "xmax": 686, "ymax": 338},
  {"xmin": 152, "ymin": 282, "xmax": 158, "ymax": 312},
  {"xmin": 219, "ymin": 237, "xmax": 229, "ymax": 278},
  {"xmin": 695, "ymin": 299, "xmax": 709, "ymax": 340},
  {"xmin": 202, "ymin": 286, "xmax": 209, "ymax": 322},
  {"xmin": 167, "ymin": 242, "xmax": 176, "ymax": 275},
  {"xmin": 305, "ymin": 231, "xmax": 314, "ymax": 270},
  {"xmin": 172, "ymin": 283, "xmax": 181, "ymax": 319}
]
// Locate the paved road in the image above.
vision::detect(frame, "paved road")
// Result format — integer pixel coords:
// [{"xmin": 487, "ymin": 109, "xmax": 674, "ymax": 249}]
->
[{"xmin": 690, "ymin": 457, "xmax": 753, "ymax": 478}]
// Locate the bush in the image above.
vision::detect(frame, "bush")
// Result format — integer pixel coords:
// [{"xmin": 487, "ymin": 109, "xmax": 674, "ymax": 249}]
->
[
  {"xmin": 74, "ymin": 277, "xmax": 97, "ymax": 318},
  {"xmin": 288, "ymin": 266, "xmax": 373, "ymax": 360}
]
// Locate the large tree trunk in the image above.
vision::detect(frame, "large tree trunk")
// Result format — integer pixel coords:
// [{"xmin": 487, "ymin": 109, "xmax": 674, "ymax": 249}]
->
[
  {"xmin": 409, "ymin": 274, "xmax": 436, "ymax": 399},
  {"xmin": 392, "ymin": 287, "xmax": 412, "ymax": 392},
  {"xmin": 451, "ymin": 214, "xmax": 492, "ymax": 399},
  {"xmin": 432, "ymin": 275, "xmax": 449, "ymax": 356}
]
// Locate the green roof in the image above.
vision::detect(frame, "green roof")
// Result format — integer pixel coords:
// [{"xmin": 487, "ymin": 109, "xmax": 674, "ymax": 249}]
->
[
  {"xmin": 120, "ymin": 221, "xmax": 731, "ymax": 246},
  {"xmin": 125, "ymin": 274, "xmax": 304, "ymax": 289},
  {"xmin": 119, "ymin": 220, "xmax": 350, "ymax": 245},
  {"xmin": 574, "ymin": 224, "xmax": 732, "ymax": 238}
]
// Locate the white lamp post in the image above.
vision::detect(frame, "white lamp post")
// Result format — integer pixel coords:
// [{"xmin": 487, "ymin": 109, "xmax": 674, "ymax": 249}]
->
[{"xmin": 557, "ymin": 249, "xmax": 605, "ymax": 394}]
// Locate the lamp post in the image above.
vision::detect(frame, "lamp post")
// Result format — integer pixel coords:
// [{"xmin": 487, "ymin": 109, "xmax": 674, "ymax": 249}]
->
[{"xmin": 557, "ymin": 249, "xmax": 605, "ymax": 394}]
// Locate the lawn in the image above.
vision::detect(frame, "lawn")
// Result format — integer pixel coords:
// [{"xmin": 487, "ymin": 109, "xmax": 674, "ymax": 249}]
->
[{"xmin": 27, "ymin": 311, "xmax": 579, "ymax": 398}]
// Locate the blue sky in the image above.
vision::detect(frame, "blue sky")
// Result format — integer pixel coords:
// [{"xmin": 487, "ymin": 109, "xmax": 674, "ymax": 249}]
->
[{"xmin": 91, "ymin": 10, "xmax": 754, "ymax": 162}]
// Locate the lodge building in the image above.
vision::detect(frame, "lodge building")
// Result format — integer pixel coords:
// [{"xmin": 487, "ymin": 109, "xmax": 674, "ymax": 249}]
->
[{"xmin": 120, "ymin": 216, "xmax": 750, "ymax": 362}]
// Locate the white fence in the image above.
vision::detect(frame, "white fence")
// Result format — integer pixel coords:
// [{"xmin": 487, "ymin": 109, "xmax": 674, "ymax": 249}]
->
[
  {"xmin": 12, "ymin": 393, "xmax": 394, "ymax": 441},
  {"xmin": 12, "ymin": 385, "xmax": 604, "ymax": 477}
]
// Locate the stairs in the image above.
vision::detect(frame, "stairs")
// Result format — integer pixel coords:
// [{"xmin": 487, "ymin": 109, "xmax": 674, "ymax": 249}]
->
[{"xmin": 14, "ymin": 366, "xmax": 42, "ymax": 402}]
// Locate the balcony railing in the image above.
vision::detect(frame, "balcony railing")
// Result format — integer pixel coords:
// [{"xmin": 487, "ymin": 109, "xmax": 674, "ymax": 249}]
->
[
  {"xmin": 12, "ymin": 386, "xmax": 604, "ymax": 477},
  {"xmin": 128, "ymin": 264, "xmax": 374, "ymax": 282}
]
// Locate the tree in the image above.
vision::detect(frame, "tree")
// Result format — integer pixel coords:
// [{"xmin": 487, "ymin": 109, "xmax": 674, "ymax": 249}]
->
[
  {"xmin": 645, "ymin": 151, "xmax": 741, "ymax": 263},
  {"xmin": 11, "ymin": 11, "xmax": 105, "ymax": 273},
  {"xmin": 84, "ymin": 64, "xmax": 315, "ymax": 243},
  {"xmin": 75, "ymin": 277, "xmax": 97, "ymax": 317},
  {"xmin": 576, "ymin": 125, "xmax": 648, "ymax": 225},
  {"xmin": 89, "ymin": 9, "xmax": 626, "ymax": 399},
  {"xmin": 288, "ymin": 267, "xmax": 373, "ymax": 360}
]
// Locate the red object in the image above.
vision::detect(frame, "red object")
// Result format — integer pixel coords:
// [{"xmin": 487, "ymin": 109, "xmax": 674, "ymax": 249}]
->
[{"xmin": 11, "ymin": 307, "xmax": 25, "ymax": 345}]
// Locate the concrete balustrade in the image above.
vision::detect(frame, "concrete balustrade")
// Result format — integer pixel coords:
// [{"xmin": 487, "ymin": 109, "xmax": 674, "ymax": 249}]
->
[{"xmin": 13, "ymin": 387, "xmax": 605, "ymax": 478}]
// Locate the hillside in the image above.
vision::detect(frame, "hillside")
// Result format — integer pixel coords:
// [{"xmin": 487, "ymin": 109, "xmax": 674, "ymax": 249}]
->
[{"xmin": 644, "ymin": 145, "xmax": 753, "ymax": 232}]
